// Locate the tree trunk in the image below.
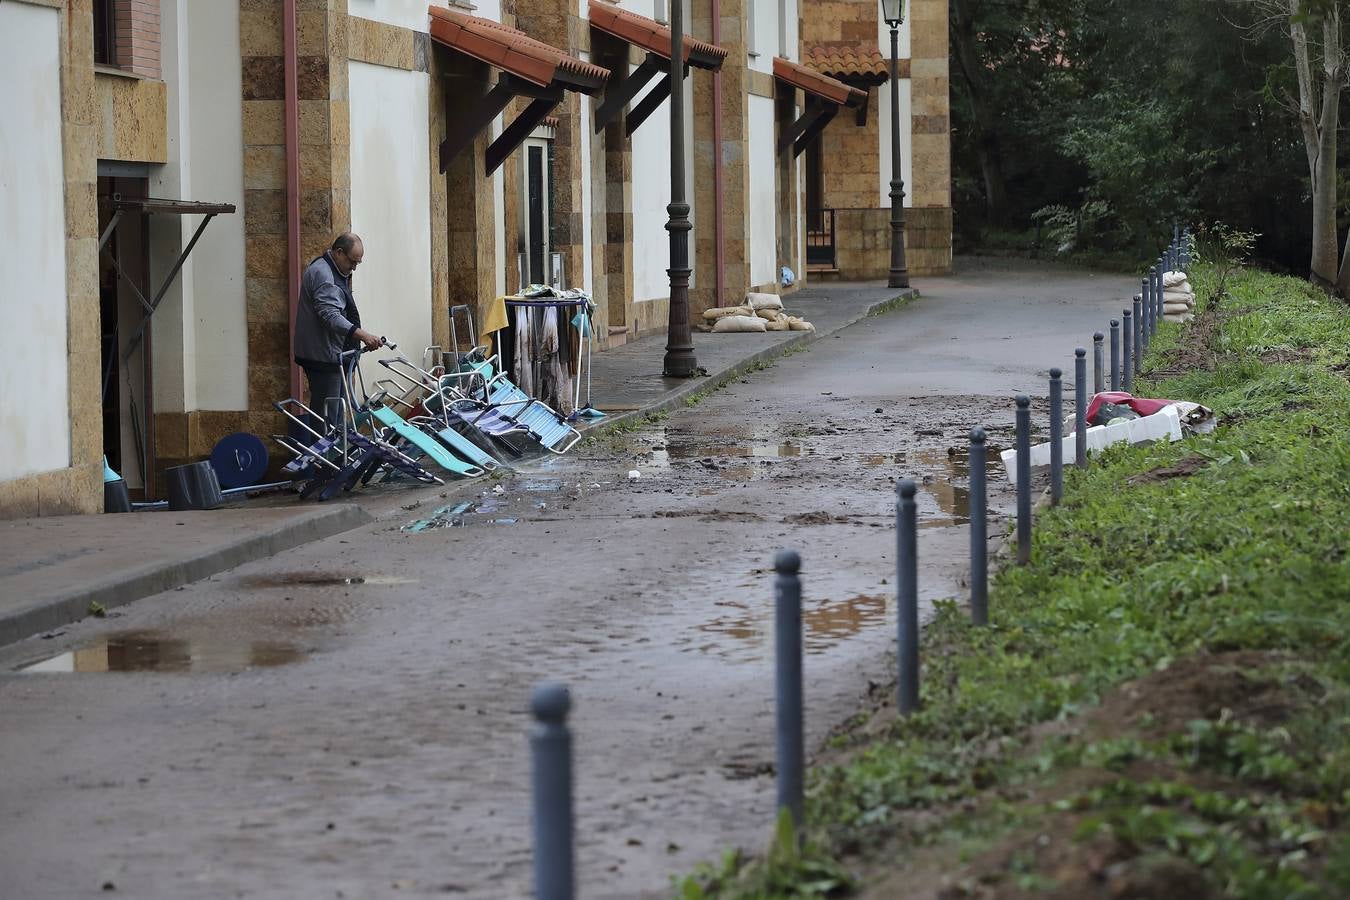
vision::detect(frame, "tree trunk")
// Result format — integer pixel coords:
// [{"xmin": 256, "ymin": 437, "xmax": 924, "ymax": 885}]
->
[
  {"xmin": 1289, "ymin": 0, "xmax": 1341, "ymax": 286},
  {"xmin": 951, "ymin": 0, "xmax": 1009, "ymax": 224}
]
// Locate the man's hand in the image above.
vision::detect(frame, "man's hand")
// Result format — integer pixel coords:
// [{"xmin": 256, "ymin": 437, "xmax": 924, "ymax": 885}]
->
[{"xmin": 354, "ymin": 328, "xmax": 384, "ymax": 352}]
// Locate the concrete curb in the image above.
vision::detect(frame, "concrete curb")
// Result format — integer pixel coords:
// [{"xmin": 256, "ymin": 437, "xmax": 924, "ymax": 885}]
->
[
  {"xmin": 0, "ymin": 504, "xmax": 372, "ymax": 646},
  {"xmin": 579, "ymin": 289, "xmax": 918, "ymax": 439}
]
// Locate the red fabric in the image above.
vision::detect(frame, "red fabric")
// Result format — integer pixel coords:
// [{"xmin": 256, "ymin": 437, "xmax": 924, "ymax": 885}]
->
[{"xmin": 1085, "ymin": 391, "xmax": 1175, "ymax": 424}]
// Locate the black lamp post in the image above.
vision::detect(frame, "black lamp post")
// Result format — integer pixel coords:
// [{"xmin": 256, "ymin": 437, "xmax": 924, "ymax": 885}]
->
[
  {"xmin": 663, "ymin": 0, "xmax": 697, "ymax": 377},
  {"xmin": 880, "ymin": 0, "xmax": 909, "ymax": 289}
]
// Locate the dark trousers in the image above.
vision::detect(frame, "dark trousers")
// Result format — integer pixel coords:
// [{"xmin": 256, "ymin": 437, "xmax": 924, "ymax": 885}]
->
[{"xmin": 290, "ymin": 363, "xmax": 352, "ymax": 443}]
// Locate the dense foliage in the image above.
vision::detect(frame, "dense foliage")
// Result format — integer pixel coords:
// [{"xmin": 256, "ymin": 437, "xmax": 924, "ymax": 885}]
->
[{"xmin": 950, "ymin": 0, "xmax": 1320, "ymax": 273}]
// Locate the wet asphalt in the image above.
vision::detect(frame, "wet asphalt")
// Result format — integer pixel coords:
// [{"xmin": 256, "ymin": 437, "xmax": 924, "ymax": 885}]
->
[{"xmin": 0, "ymin": 259, "xmax": 1130, "ymax": 899}]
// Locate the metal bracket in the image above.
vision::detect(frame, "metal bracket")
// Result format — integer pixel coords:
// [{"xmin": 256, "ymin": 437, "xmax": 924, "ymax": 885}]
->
[
  {"xmin": 440, "ymin": 76, "xmax": 518, "ymax": 173},
  {"xmin": 121, "ymin": 213, "xmax": 219, "ymax": 362}
]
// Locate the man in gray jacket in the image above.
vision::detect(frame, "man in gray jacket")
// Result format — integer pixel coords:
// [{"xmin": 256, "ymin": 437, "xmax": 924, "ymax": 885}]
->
[{"xmin": 293, "ymin": 233, "xmax": 384, "ymax": 427}]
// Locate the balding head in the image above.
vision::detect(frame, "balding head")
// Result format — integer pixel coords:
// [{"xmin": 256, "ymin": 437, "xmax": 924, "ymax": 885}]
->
[{"xmin": 331, "ymin": 232, "xmax": 364, "ymax": 275}]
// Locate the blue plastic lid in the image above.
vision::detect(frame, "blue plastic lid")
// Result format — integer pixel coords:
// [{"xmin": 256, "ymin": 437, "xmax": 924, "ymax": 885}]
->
[{"xmin": 209, "ymin": 432, "xmax": 269, "ymax": 489}]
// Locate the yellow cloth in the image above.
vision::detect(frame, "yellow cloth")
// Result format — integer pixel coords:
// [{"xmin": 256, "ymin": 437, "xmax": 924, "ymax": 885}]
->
[{"xmin": 479, "ymin": 295, "xmax": 509, "ymax": 347}]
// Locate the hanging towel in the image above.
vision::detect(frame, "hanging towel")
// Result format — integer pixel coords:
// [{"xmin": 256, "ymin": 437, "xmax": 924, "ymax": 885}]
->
[
  {"xmin": 479, "ymin": 296, "xmax": 510, "ymax": 347},
  {"xmin": 514, "ymin": 305, "xmax": 535, "ymax": 398}
]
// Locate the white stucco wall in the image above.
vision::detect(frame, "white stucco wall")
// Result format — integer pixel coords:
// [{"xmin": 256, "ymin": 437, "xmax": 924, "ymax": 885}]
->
[
  {"xmin": 348, "ymin": 61, "xmax": 433, "ymax": 382},
  {"xmin": 189, "ymin": 1, "xmax": 247, "ymax": 408},
  {"xmin": 0, "ymin": 2, "xmax": 70, "ymax": 481},
  {"xmin": 877, "ymin": 16, "xmax": 913, "ymax": 208},
  {"xmin": 579, "ymin": 93, "xmax": 595, "ymax": 297},
  {"xmin": 748, "ymin": 94, "xmax": 776, "ymax": 287},
  {"xmin": 631, "ymin": 82, "xmax": 674, "ymax": 302},
  {"xmin": 347, "ymin": 0, "xmax": 443, "ymax": 31}
]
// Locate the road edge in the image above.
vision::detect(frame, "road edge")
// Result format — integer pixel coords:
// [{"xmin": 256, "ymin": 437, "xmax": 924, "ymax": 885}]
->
[{"xmin": 0, "ymin": 504, "xmax": 373, "ymax": 647}]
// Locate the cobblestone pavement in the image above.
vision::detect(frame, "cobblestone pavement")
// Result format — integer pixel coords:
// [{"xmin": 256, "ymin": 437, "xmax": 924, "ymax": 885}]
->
[{"xmin": 0, "ymin": 260, "xmax": 1127, "ymax": 899}]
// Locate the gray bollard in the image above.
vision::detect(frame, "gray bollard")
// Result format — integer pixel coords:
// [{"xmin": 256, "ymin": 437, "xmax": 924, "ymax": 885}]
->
[
  {"xmin": 1109, "ymin": 320, "xmax": 1121, "ymax": 391},
  {"xmin": 1156, "ymin": 260, "xmax": 1166, "ymax": 325},
  {"xmin": 1075, "ymin": 348, "xmax": 1088, "ymax": 469},
  {"xmin": 773, "ymin": 549, "xmax": 804, "ymax": 827},
  {"xmin": 1122, "ymin": 310, "xmax": 1134, "ymax": 392},
  {"xmin": 1048, "ymin": 368, "xmax": 1063, "ymax": 506},
  {"xmin": 969, "ymin": 428, "xmax": 988, "ymax": 626},
  {"xmin": 531, "ymin": 682, "xmax": 574, "ymax": 900},
  {"xmin": 1014, "ymin": 396, "xmax": 1032, "ymax": 566},
  {"xmin": 1139, "ymin": 276, "xmax": 1150, "ymax": 348},
  {"xmin": 1092, "ymin": 332, "xmax": 1105, "ymax": 394},
  {"xmin": 1131, "ymin": 295, "xmax": 1143, "ymax": 375},
  {"xmin": 896, "ymin": 479, "xmax": 920, "ymax": 715}
]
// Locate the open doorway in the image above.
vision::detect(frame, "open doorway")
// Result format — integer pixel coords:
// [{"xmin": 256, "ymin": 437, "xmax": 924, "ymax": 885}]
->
[{"xmin": 97, "ymin": 176, "xmax": 154, "ymax": 497}]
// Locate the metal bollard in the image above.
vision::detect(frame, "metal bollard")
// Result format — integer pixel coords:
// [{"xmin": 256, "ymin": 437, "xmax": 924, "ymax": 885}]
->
[
  {"xmin": 1092, "ymin": 332, "xmax": 1105, "ymax": 394},
  {"xmin": 1132, "ymin": 296, "xmax": 1143, "ymax": 375},
  {"xmin": 1122, "ymin": 310, "xmax": 1134, "ymax": 392},
  {"xmin": 1015, "ymin": 395, "xmax": 1032, "ymax": 566},
  {"xmin": 1109, "ymin": 320, "xmax": 1121, "ymax": 391},
  {"xmin": 531, "ymin": 682, "xmax": 574, "ymax": 900},
  {"xmin": 1075, "ymin": 348, "xmax": 1088, "ymax": 469},
  {"xmin": 1049, "ymin": 368, "xmax": 1063, "ymax": 506},
  {"xmin": 896, "ymin": 479, "xmax": 920, "ymax": 715},
  {"xmin": 969, "ymin": 428, "xmax": 988, "ymax": 626},
  {"xmin": 773, "ymin": 549, "xmax": 804, "ymax": 827},
  {"xmin": 1156, "ymin": 259, "xmax": 1166, "ymax": 325},
  {"xmin": 1141, "ymin": 276, "xmax": 1153, "ymax": 347}
]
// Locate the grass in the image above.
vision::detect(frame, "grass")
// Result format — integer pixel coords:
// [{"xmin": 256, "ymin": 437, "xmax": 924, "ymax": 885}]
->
[{"xmin": 676, "ymin": 263, "xmax": 1350, "ymax": 898}]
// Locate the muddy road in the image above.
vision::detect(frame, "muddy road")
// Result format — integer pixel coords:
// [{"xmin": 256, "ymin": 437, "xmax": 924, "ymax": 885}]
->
[{"xmin": 0, "ymin": 261, "xmax": 1127, "ymax": 898}]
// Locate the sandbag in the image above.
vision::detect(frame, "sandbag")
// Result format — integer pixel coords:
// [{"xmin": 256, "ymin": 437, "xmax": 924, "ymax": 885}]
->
[
  {"xmin": 756, "ymin": 308, "xmax": 784, "ymax": 321},
  {"xmin": 1164, "ymin": 312, "xmax": 1194, "ymax": 323},
  {"xmin": 712, "ymin": 314, "xmax": 768, "ymax": 333},
  {"xmin": 703, "ymin": 305, "xmax": 752, "ymax": 321},
  {"xmin": 746, "ymin": 292, "xmax": 783, "ymax": 311},
  {"xmin": 764, "ymin": 318, "xmax": 791, "ymax": 331},
  {"xmin": 787, "ymin": 317, "xmax": 815, "ymax": 332},
  {"xmin": 1163, "ymin": 271, "xmax": 1188, "ymax": 288},
  {"xmin": 1164, "ymin": 301, "xmax": 1192, "ymax": 314}
]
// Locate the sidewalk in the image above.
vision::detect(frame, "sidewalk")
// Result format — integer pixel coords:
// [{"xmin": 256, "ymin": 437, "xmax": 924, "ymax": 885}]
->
[{"xmin": 0, "ymin": 281, "xmax": 908, "ymax": 648}]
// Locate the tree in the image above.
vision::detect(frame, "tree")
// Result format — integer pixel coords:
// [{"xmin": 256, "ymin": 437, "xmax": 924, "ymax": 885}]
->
[{"xmin": 1282, "ymin": 0, "xmax": 1345, "ymax": 290}]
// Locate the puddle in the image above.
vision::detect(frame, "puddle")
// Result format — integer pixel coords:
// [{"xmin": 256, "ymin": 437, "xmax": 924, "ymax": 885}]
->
[
  {"xmin": 911, "ymin": 448, "xmax": 973, "ymax": 523},
  {"xmin": 19, "ymin": 630, "xmax": 302, "ymax": 674},
  {"xmin": 403, "ymin": 499, "xmax": 520, "ymax": 531},
  {"xmin": 241, "ymin": 573, "xmax": 417, "ymax": 588},
  {"xmin": 695, "ymin": 594, "xmax": 889, "ymax": 661}
]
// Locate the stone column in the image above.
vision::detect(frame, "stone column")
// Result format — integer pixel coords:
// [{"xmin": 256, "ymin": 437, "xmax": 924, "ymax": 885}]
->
[{"xmin": 902, "ymin": 0, "xmax": 950, "ymax": 275}]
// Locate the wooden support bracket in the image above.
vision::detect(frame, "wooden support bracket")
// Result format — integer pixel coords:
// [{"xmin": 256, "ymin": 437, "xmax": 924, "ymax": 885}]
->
[
  {"xmin": 779, "ymin": 97, "xmax": 831, "ymax": 155},
  {"xmin": 792, "ymin": 103, "xmax": 838, "ymax": 158},
  {"xmin": 594, "ymin": 54, "xmax": 663, "ymax": 133},
  {"xmin": 486, "ymin": 94, "xmax": 562, "ymax": 175}
]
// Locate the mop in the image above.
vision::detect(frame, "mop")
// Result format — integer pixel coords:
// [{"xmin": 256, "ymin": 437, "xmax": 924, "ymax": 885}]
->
[{"xmin": 569, "ymin": 306, "xmax": 604, "ymax": 421}]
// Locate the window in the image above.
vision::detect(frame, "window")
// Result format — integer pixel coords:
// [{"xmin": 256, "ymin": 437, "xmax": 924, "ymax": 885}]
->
[
  {"xmin": 747, "ymin": 0, "xmax": 757, "ymax": 56},
  {"xmin": 653, "ymin": 0, "xmax": 667, "ymax": 25},
  {"xmin": 93, "ymin": 0, "xmax": 116, "ymax": 66},
  {"xmin": 778, "ymin": 0, "xmax": 788, "ymax": 57}
]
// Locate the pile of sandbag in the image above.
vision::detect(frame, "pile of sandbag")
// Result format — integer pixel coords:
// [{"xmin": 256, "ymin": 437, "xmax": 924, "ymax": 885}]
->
[
  {"xmin": 1162, "ymin": 270, "xmax": 1195, "ymax": 323},
  {"xmin": 702, "ymin": 292, "xmax": 815, "ymax": 333}
]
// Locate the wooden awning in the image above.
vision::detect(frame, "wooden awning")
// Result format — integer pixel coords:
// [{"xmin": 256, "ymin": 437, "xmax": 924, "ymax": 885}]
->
[
  {"xmin": 429, "ymin": 7, "xmax": 610, "ymax": 175},
  {"xmin": 588, "ymin": 1, "xmax": 728, "ymax": 136},
  {"xmin": 773, "ymin": 56, "xmax": 868, "ymax": 158},
  {"xmin": 773, "ymin": 56, "xmax": 867, "ymax": 108},
  {"xmin": 589, "ymin": 1, "xmax": 727, "ymax": 69}
]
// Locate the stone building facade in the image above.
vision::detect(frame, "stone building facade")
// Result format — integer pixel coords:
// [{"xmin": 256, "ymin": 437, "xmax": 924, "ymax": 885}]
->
[{"xmin": 1, "ymin": 0, "xmax": 949, "ymax": 518}]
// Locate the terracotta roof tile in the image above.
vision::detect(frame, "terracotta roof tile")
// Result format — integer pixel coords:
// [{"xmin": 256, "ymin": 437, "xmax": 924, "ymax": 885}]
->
[
  {"xmin": 802, "ymin": 45, "xmax": 891, "ymax": 81},
  {"xmin": 428, "ymin": 7, "xmax": 609, "ymax": 90},
  {"xmin": 588, "ymin": 0, "xmax": 728, "ymax": 70},
  {"xmin": 773, "ymin": 56, "xmax": 868, "ymax": 107}
]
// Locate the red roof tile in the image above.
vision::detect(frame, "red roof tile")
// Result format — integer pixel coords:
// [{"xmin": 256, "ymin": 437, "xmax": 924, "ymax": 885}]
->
[
  {"xmin": 803, "ymin": 45, "xmax": 896, "ymax": 83},
  {"xmin": 588, "ymin": 0, "xmax": 728, "ymax": 70},
  {"xmin": 428, "ymin": 7, "xmax": 609, "ymax": 89},
  {"xmin": 773, "ymin": 56, "xmax": 868, "ymax": 107}
]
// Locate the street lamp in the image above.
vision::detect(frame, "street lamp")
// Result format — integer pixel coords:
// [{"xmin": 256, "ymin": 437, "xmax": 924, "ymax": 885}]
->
[
  {"xmin": 663, "ymin": 0, "xmax": 697, "ymax": 377},
  {"xmin": 880, "ymin": 0, "xmax": 910, "ymax": 289}
]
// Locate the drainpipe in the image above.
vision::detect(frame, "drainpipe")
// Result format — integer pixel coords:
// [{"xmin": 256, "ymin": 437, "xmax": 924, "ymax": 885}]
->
[
  {"xmin": 711, "ymin": 0, "xmax": 725, "ymax": 307},
  {"xmin": 283, "ymin": 0, "xmax": 302, "ymax": 399}
]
